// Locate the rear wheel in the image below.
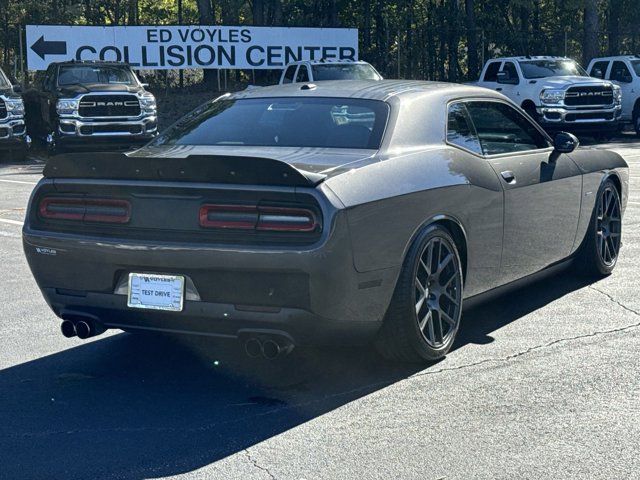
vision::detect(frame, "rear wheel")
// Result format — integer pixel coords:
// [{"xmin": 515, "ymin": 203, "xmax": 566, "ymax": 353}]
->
[
  {"xmin": 579, "ymin": 178, "xmax": 622, "ymax": 276},
  {"xmin": 375, "ymin": 225, "xmax": 464, "ymax": 363}
]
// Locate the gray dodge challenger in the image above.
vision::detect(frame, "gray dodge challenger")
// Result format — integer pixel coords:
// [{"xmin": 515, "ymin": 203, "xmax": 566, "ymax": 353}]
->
[{"xmin": 23, "ymin": 80, "xmax": 628, "ymax": 362}]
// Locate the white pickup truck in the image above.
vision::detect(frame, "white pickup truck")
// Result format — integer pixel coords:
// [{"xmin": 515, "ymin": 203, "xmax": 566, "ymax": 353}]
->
[
  {"xmin": 279, "ymin": 60, "xmax": 382, "ymax": 85},
  {"xmin": 587, "ymin": 55, "xmax": 640, "ymax": 136},
  {"xmin": 474, "ymin": 56, "xmax": 622, "ymax": 137}
]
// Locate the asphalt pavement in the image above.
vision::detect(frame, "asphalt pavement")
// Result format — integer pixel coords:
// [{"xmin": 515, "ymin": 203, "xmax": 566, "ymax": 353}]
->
[{"xmin": 0, "ymin": 139, "xmax": 639, "ymax": 479}]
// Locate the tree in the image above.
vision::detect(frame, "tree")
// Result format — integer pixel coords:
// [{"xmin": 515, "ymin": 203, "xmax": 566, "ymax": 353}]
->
[{"xmin": 583, "ymin": 0, "xmax": 600, "ymax": 64}]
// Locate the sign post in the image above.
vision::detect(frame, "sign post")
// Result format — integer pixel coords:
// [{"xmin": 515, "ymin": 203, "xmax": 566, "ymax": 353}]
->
[{"xmin": 25, "ymin": 25, "xmax": 359, "ymax": 71}]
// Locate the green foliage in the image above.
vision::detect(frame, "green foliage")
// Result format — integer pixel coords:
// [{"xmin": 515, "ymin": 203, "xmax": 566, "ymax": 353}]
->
[{"xmin": 1, "ymin": 0, "xmax": 639, "ymax": 83}]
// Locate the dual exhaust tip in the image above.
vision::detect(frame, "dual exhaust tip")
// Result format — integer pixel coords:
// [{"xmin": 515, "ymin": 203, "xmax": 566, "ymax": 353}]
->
[
  {"xmin": 244, "ymin": 336, "xmax": 294, "ymax": 360},
  {"xmin": 61, "ymin": 318, "xmax": 103, "ymax": 340}
]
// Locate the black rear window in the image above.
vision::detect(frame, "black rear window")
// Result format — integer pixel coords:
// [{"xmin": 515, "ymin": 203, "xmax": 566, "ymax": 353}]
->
[
  {"xmin": 153, "ymin": 97, "xmax": 389, "ymax": 150},
  {"xmin": 311, "ymin": 64, "xmax": 381, "ymax": 81}
]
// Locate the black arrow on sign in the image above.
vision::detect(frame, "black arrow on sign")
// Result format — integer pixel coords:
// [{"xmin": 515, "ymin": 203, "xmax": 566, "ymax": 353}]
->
[{"xmin": 31, "ymin": 35, "xmax": 67, "ymax": 60}]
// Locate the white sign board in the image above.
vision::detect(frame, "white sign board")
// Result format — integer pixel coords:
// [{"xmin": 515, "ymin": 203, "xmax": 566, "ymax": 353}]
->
[{"xmin": 26, "ymin": 25, "xmax": 359, "ymax": 71}]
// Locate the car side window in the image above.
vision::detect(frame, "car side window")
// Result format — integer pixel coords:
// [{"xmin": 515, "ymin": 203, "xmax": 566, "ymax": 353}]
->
[
  {"xmin": 447, "ymin": 103, "xmax": 482, "ymax": 155},
  {"xmin": 501, "ymin": 62, "xmax": 519, "ymax": 82},
  {"xmin": 296, "ymin": 66, "xmax": 310, "ymax": 83},
  {"xmin": 283, "ymin": 65, "xmax": 296, "ymax": 84},
  {"xmin": 590, "ymin": 61, "xmax": 609, "ymax": 79},
  {"xmin": 465, "ymin": 101, "xmax": 550, "ymax": 156},
  {"xmin": 610, "ymin": 61, "xmax": 633, "ymax": 83},
  {"xmin": 483, "ymin": 62, "xmax": 501, "ymax": 82}
]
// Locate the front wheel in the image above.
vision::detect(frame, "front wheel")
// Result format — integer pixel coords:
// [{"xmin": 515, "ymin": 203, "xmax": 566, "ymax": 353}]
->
[
  {"xmin": 634, "ymin": 111, "xmax": 640, "ymax": 137},
  {"xmin": 579, "ymin": 178, "xmax": 622, "ymax": 276},
  {"xmin": 375, "ymin": 225, "xmax": 464, "ymax": 363}
]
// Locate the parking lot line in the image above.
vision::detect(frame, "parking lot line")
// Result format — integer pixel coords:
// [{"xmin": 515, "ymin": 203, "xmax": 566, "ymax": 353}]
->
[
  {"xmin": 0, "ymin": 179, "xmax": 38, "ymax": 186},
  {"xmin": 0, "ymin": 218, "xmax": 23, "ymax": 227}
]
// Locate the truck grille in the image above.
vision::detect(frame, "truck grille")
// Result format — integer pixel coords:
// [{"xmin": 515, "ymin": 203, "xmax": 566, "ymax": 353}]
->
[
  {"xmin": 78, "ymin": 95, "xmax": 140, "ymax": 118},
  {"xmin": 564, "ymin": 85, "xmax": 613, "ymax": 107},
  {"xmin": 0, "ymin": 99, "xmax": 6, "ymax": 119}
]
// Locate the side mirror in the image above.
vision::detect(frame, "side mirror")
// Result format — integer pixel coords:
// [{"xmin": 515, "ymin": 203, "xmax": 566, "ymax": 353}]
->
[
  {"xmin": 591, "ymin": 68, "xmax": 603, "ymax": 79},
  {"xmin": 141, "ymin": 83, "xmax": 150, "ymax": 88},
  {"xmin": 12, "ymin": 84, "xmax": 22, "ymax": 93},
  {"xmin": 497, "ymin": 71, "xmax": 518, "ymax": 85},
  {"xmin": 554, "ymin": 132, "xmax": 579, "ymax": 153}
]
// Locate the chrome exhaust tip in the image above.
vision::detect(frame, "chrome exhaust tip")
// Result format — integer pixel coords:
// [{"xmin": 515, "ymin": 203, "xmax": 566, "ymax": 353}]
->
[
  {"xmin": 261, "ymin": 339, "xmax": 281, "ymax": 360},
  {"xmin": 75, "ymin": 320, "xmax": 93, "ymax": 340},
  {"xmin": 60, "ymin": 320, "xmax": 77, "ymax": 338},
  {"xmin": 244, "ymin": 338, "xmax": 262, "ymax": 358}
]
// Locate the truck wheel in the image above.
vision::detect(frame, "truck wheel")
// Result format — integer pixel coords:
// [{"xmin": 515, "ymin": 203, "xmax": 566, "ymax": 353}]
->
[
  {"xmin": 4, "ymin": 148, "xmax": 27, "ymax": 162},
  {"xmin": 375, "ymin": 225, "xmax": 464, "ymax": 363},
  {"xmin": 578, "ymin": 178, "xmax": 622, "ymax": 277}
]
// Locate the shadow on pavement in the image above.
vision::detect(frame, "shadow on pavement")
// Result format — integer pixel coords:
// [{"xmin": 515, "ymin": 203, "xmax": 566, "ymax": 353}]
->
[{"xmin": 0, "ymin": 267, "xmax": 595, "ymax": 479}]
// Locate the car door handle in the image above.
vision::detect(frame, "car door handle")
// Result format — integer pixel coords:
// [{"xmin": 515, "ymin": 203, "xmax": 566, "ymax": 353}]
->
[
  {"xmin": 496, "ymin": 87, "xmax": 503, "ymax": 91},
  {"xmin": 501, "ymin": 170, "xmax": 516, "ymax": 183}
]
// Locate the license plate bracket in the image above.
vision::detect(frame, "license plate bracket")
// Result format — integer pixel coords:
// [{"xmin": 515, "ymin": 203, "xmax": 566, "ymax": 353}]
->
[{"xmin": 127, "ymin": 273, "xmax": 185, "ymax": 312}]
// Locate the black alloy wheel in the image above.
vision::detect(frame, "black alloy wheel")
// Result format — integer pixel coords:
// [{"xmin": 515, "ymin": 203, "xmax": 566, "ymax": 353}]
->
[
  {"xmin": 595, "ymin": 183, "xmax": 622, "ymax": 268},
  {"xmin": 376, "ymin": 225, "xmax": 464, "ymax": 363},
  {"xmin": 580, "ymin": 178, "xmax": 622, "ymax": 276}
]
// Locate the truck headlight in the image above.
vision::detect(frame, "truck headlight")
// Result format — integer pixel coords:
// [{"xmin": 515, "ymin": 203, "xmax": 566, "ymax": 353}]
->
[
  {"xmin": 540, "ymin": 89, "xmax": 565, "ymax": 105},
  {"xmin": 56, "ymin": 99, "xmax": 80, "ymax": 115},
  {"xmin": 138, "ymin": 93, "xmax": 156, "ymax": 114},
  {"xmin": 613, "ymin": 85, "xmax": 622, "ymax": 105},
  {"xmin": 5, "ymin": 98, "xmax": 25, "ymax": 116}
]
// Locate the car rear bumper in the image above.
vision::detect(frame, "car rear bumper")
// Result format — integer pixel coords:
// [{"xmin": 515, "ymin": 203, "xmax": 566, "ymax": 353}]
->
[{"xmin": 22, "ymin": 214, "xmax": 398, "ymax": 346}]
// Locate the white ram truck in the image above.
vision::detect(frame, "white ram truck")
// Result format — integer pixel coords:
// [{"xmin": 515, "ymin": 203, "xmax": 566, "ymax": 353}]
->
[
  {"xmin": 587, "ymin": 55, "xmax": 640, "ymax": 136},
  {"xmin": 474, "ymin": 56, "xmax": 622, "ymax": 138},
  {"xmin": 279, "ymin": 60, "xmax": 382, "ymax": 85}
]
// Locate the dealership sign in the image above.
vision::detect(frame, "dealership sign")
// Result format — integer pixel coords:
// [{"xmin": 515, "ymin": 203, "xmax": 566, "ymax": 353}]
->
[{"xmin": 26, "ymin": 25, "xmax": 358, "ymax": 71}]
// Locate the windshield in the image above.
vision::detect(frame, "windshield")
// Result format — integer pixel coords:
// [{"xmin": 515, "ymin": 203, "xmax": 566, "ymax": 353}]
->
[
  {"xmin": 152, "ymin": 97, "xmax": 388, "ymax": 150},
  {"xmin": 631, "ymin": 60, "xmax": 640, "ymax": 77},
  {"xmin": 57, "ymin": 65, "xmax": 137, "ymax": 86},
  {"xmin": 311, "ymin": 64, "xmax": 382, "ymax": 81},
  {"xmin": 518, "ymin": 59, "xmax": 588, "ymax": 79},
  {"xmin": 0, "ymin": 69, "xmax": 10, "ymax": 89}
]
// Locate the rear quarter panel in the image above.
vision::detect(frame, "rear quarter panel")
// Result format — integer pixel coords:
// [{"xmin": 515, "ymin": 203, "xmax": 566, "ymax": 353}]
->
[
  {"xmin": 568, "ymin": 148, "xmax": 629, "ymax": 251},
  {"xmin": 324, "ymin": 147, "xmax": 505, "ymax": 297}
]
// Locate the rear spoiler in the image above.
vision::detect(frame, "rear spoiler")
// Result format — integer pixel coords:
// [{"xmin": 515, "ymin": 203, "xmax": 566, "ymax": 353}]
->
[{"xmin": 43, "ymin": 152, "xmax": 326, "ymax": 187}]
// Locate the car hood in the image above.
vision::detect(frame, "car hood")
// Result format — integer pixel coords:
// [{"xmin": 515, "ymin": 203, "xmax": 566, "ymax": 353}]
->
[
  {"xmin": 537, "ymin": 76, "xmax": 612, "ymax": 90},
  {"xmin": 56, "ymin": 83, "xmax": 145, "ymax": 96},
  {"xmin": 132, "ymin": 145, "xmax": 379, "ymax": 176}
]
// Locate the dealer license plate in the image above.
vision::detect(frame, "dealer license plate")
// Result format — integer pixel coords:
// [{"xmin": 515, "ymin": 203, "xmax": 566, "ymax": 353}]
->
[{"xmin": 127, "ymin": 273, "xmax": 185, "ymax": 312}]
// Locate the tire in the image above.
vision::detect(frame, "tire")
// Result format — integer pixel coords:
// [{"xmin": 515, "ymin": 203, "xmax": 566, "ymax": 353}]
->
[
  {"xmin": 578, "ymin": 178, "xmax": 622, "ymax": 276},
  {"xmin": 594, "ymin": 133, "xmax": 614, "ymax": 143},
  {"xmin": 375, "ymin": 225, "xmax": 464, "ymax": 363},
  {"xmin": 634, "ymin": 110, "xmax": 640, "ymax": 137},
  {"xmin": 523, "ymin": 104, "xmax": 539, "ymax": 123},
  {"xmin": 11, "ymin": 148, "xmax": 27, "ymax": 162}
]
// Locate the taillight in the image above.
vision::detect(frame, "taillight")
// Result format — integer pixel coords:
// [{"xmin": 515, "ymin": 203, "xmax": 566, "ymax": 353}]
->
[
  {"xmin": 39, "ymin": 197, "xmax": 131, "ymax": 224},
  {"xmin": 199, "ymin": 204, "xmax": 319, "ymax": 233},
  {"xmin": 256, "ymin": 206, "xmax": 318, "ymax": 232}
]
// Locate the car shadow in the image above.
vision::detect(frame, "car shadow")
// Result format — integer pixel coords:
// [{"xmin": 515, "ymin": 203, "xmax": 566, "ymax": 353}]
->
[{"xmin": 0, "ymin": 267, "xmax": 595, "ymax": 479}]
